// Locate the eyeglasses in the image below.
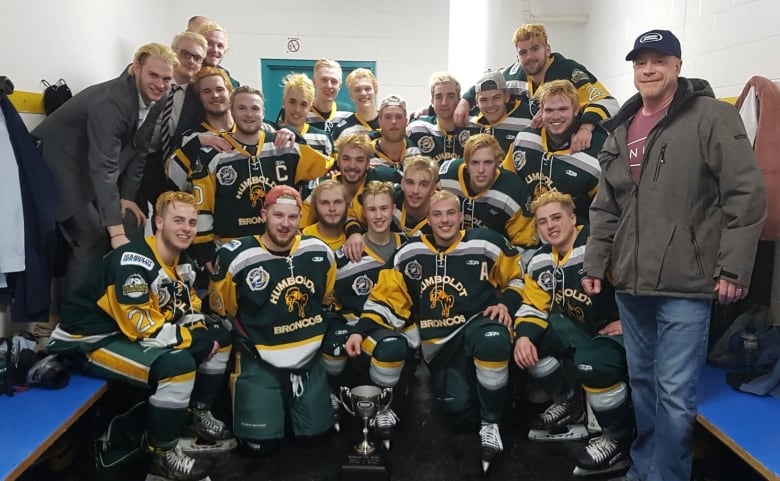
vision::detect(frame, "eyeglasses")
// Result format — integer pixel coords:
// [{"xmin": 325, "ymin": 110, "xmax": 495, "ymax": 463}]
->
[{"xmin": 178, "ymin": 49, "xmax": 204, "ymax": 63}]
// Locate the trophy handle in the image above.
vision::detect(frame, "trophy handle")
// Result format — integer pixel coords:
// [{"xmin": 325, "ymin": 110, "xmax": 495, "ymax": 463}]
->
[
  {"xmin": 378, "ymin": 387, "xmax": 394, "ymax": 412},
  {"xmin": 339, "ymin": 386, "xmax": 356, "ymax": 416}
]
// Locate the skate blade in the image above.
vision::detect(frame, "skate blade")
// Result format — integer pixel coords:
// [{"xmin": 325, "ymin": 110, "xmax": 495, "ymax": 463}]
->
[
  {"xmin": 177, "ymin": 436, "xmax": 238, "ymax": 455},
  {"xmin": 333, "ymin": 421, "xmax": 340, "ymax": 433},
  {"xmin": 482, "ymin": 460, "xmax": 490, "ymax": 474},
  {"xmin": 572, "ymin": 458, "xmax": 631, "ymax": 477},
  {"xmin": 383, "ymin": 439, "xmax": 390, "ymax": 450},
  {"xmin": 527, "ymin": 424, "xmax": 589, "ymax": 442},
  {"xmin": 146, "ymin": 475, "xmax": 212, "ymax": 481}
]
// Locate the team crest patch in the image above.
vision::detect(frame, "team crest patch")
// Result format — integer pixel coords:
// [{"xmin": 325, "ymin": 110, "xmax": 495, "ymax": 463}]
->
[
  {"xmin": 209, "ymin": 294, "xmax": 224, "ymax": 313},
  {"xmin": 122, "ymin": 274, "xmax": 149, "ymax": 299},
  {"xmin": 120, "ymin": 252, "xmax": 154, "ymax": 270},
  {"xmin": 351, "ymin": 275, "xmax": 373, "ymax": 296},
  {"xmin": 538, "ymin": 271, "xmax": 554, "ymax": 291},
  {"xmin": 571, "ymin": 69, "xmax": 588, "ymax": 83},
  {"xmin": 404, "ymin": 260, "xmax": 422, "ymax": 280},
  {"xmin": 458, "ymin": 130, "xmax": 470, "ymax": 146},
  {"xmin": 418, "ymin": 135, "xmax": 435, "ymax": 154},
  {"xmin": 513, "ymin": 150, "xmax": 527, "ymax": 171},
  {"xmin": 439, "ymin": 160, "xmax": 453, "ymax": 175},
  {"xmin": 246, "ymin": 267, "xmax": 270, "ymax": 291},
  {"xmin": 249, "ymin": 186, "xmax": 266, "ymax": 208},
  {"xmin": 335, "ymin": 247, "xmax": 345, "ymax": 258},
  {"xmin": 217, "ymin": 165, "xmax": 238, "ymax": 186}
]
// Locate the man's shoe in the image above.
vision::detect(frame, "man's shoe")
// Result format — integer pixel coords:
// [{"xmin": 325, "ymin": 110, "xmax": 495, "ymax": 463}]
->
[
  {"xmin": 479, "ymin": 421, "xmax": 503, "ymax": 473},
  {"xmin": 146, "ymin": 445, "xmax": 211, "ymax": 481}
]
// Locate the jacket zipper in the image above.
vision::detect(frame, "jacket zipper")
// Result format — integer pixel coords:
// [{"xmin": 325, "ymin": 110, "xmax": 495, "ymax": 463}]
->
[
  {"xmin": 653, "ymin": 143, "xmax": 668, "ymax": 182},
  {"xmin": 689, "ymin": 227, "xmax": 704, "ymax": 276}
]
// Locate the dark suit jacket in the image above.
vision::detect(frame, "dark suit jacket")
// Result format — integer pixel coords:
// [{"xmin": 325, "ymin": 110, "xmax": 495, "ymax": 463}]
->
[{"xmin": 32, "ymin": 72, "xmax": 162, "ymax": 225}]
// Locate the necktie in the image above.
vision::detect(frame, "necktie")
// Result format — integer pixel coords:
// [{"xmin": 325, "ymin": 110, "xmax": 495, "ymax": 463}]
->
[{"xmin": 160, "ymin": 84, "xmax": 181, "ymax": 157}]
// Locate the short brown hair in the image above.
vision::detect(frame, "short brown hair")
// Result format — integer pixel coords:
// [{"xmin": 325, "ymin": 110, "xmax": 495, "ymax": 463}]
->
[{"xmin": 230, "ymin": 85, "xmax": 264, "ymax": 106}]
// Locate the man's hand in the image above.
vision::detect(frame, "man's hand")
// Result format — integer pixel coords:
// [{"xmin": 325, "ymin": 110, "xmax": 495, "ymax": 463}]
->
[
  {"xmin": 570, "ymin": 124, "xmax": 594, "ymax": 153},
  {"xmin": 120, "ymin": 199, "xmax": 147, "ymax": 228},
  {"xmin": 513, "ymin": 336, "xmax": 538, "ymax": 369},
  {"xmin": 343, "ymin": 232, "xmax": 365, "ymax": 263},
  {"xmin": 410, "ymin": 106, "xmax": 430, "ymax": 121},
  {"xmin": 598, "ymin": 320, "xmax": 622, "ymax": 337},
  {"xmin": 205, "ymin": 340, "xmax": 220, "ymax": 361},
  {"xmin": 453, "ymin": 99, "xmax": 471, "ymax": 127},
  {"xmin": 483, "ymin": 303, "xmax": 512, "ymax": 327},
  {"xmin": 715, "ymin": 278, "xmax": 748, "ymax": 305},
  {"xmin": 530, "ymin": 110, "xmax": 543, "ymax": 129},
  {"xmin": 273, "ymin": 128, "xmax": 296, "ymax": 148},
  {"xmin": 198, "ymin": 133, "xmax": 233, "ymax": 153},
  {"xmin": 345, "ymin": 333, "xmax": 364, "ymax": 357},
  {"xmin": 581, "ymin": 276, "xmax": 602, "ymax": 295}
]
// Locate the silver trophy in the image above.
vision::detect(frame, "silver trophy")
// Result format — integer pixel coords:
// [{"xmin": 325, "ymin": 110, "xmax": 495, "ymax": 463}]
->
[{"xmin": 339, "ymin": 385, "xmax": 393, "ymax": 456}]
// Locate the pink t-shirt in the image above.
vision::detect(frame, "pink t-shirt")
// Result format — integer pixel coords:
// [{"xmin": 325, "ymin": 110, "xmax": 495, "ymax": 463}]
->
[{"xmin": 626, "ymin": 109, "xmax": 665, "ymax": 184}]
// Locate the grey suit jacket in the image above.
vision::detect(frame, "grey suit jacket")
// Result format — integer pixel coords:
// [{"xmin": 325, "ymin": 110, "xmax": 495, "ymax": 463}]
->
[{"xmin": 32, "ymin": 72, "xmax": 163, "ymax": 225}]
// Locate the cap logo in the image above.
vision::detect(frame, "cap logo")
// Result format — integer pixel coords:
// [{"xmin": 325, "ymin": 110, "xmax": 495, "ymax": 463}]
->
[{"xmin": 639, "ymin": 33, "xmax": 663, "ymax": 43}]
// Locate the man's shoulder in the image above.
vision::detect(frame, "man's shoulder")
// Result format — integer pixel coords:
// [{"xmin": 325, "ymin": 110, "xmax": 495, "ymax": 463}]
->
[
  {"xmin": 549, "ymin": 52, "xmax": 598, "ymax": 84},
  {"xmin": 462, "ymin": 227, "xmax": 516, "ymax": 253}
]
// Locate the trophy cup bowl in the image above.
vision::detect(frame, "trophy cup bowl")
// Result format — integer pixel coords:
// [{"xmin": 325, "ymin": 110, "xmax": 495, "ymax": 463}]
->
[{"xmin": 338, "ymin": 385, "xmax": 393, "ymax": 481}]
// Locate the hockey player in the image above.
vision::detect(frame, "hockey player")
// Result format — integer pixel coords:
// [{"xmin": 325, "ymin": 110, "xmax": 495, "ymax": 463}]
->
[
  {"xmin": 330, "ymin": 68, "xmax": 380, "ymax": 140},
  {"xmin": 456, "ymin": 23, "xmax": 618, "ymax": 153},
  {"xmin": 279, "ymin": 73, "xmax": 333, "ymax": 158},
  {"xmin": 408, "ymin": 72, "xmax": 471, "ymax": 164},
  {"xmin": 302, "ymin": 180, "xmax": 349, "ymax": 251},
  {"xmin": 308, "ymin": 59, "xmax": 354, "ymax": 134},
  {"xmin": 209, "ymin": 185, "xmax": 337, "ymax": 456},
  {"xmin": 323, "ymin": 181, "xmax": 408, "ymax": 436},
  {"xmin": 181, "ymin": 86, "xmax": 331, "ymax": 268},
  {"xmin": 368, "ymin": 95, "xmax": 421, "ymax": 169},
  {"xmin": 503, "ymin": 79, "xmax": 604, "ymax": 225},
  {"xmin": 464, "ymin": 71, "xmax": 534, "ymax": 153},
  {"xmin": 49, "ymin": 191, "xmax": 233, "ymax": 481},
  {"xmin": 392, "ymin": 156, "xmax": 438, "ymax": 238},
  {"xmin": 438, "ymin": 133, "xmax": 537, "ymax": 252},
  {"xmin": 513, "ymin": 191, "xmax": 632, "ymax": 476},
  {"xmin": 353, "ymin": 190, "xmax": 525, "ymax": 472}
]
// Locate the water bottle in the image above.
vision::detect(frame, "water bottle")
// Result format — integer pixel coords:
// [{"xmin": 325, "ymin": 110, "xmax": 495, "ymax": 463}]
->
[{"xmin": 741, "ymin": 330, "xmax": 760, "ymax": 370}]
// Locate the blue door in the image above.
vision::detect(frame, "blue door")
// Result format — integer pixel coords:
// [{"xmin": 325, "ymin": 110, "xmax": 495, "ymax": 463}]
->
[{"xmin": 260, "ymin": 59, "xmax": 376, "ymax": 124}]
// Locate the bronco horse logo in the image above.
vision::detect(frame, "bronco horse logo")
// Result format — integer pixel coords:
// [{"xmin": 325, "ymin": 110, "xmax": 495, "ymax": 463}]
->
[
  {"xmin": 429, "ymin": 288, "xmax": 454, "ymax": 317},
  {"xmin": 285, "ymin": 288, "xmax": 309, "ymax": 317},
  {"xmin": 250, "ymin": 186, "xmax": 266, "ymax": 208}
]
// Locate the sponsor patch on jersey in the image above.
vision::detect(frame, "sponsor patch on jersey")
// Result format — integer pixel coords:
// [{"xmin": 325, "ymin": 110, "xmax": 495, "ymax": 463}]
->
[
  {"xmin": 217, "ymin": 165, "xmax": 238, "ymax": 186},
  {"xmin": 122, "ymin": 274, "xmax": 149, "ymax": 299},
  {"xmin": 312, "ymin": 256, "xmax": 324, "ymax": 263},
  {"xmin": 458, "ymin": 130, "xmax": 470, "ymax": 146},
  {"xmin": 513, "ymin": 150, "xmax": 527, "ymax": 171},
  {"xmin": 565, "ymin": 169, "xmax": 578, "ymax": 177},
  {"xmin": 439, "ymin": 160, "xmax": 453, "ymax": 175},
  {"xmin": 571, "ymin": 69, "xmax": 589, "ymax": 83},
  {"xmin": 246, "ymin": 266, "xmax": 270, "ymax": 291},
  {"xmin": 335, "ymin": 247, "xmax": 346, "ymax": 258},
  {"xmin": 352, "ymin": 274, "xmax": 373, "ymax": 296},
  {"xmin": 505, "ymin": 134, "xmax": 516, "ymax": 141},
  {"xmin": 120, "ymin": 252, "xmax": 154, "ymax": 270},
  {"xmin": 538, "ymin": 271, "xmax": 554, "ymax": 291},
  {"xmin": 404, "ymin": 260, "xmax": 423, "ymax": 280},
  {"xmin": 221, "ymin": 239, "xmax": 242, "ymax": 251},
  {"xmin": 587, "ymin": 85, "xmax": 604, "ymax": 102},
  {"xmin": 337, "ymin": 119, "xmax": 348, "ymax": 127},
  {"xmin": 466, "ymin": 260, "xmax": 479, "ymax": 266},
  {"xmin": 418, "ymin": 135, "xmax": 435, "ymax": 154}
]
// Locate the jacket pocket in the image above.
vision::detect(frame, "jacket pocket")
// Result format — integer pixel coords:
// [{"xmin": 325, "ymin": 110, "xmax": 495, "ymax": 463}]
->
[
  {"xmin": 689, "ymin": 226, "xmax": 705, "ymax": 277},
  {"xmin": 652, "ymin": 142, "xmax": 668, "ymax": 182}
]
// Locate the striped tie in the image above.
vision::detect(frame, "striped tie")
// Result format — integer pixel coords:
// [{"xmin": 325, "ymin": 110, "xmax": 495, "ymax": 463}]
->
[{"xmin": 160, "ymin": 84, "xmax": 181, "ymax": 157}]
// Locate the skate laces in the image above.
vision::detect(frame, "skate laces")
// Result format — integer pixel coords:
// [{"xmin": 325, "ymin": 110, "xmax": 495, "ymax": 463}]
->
[
  {"xmin": 584, "ymin": 435, "xmax": 618, "ymax": 463},
  {"xmin": 329, "ymin": 393, "xmax": 341, "ymax": 415},
  {"xmin": 193, "ymin": 409, "xmax": 224, "ymax": 435},
  {"xmin": 164, "ymin": 446, "xmax": 197, "ymax": 475},
  {"xmin": 540, "ymin": 401, "xmax": 570, "ymax": 425},
  {"xmin": 479, "ymin": 421, "xmax": 503, "ymax": 451},
  {"xmin": 290, "ymin": 373, "xmax": 305, "ymax": 398},
  {"xmin": 371, "ymin": 408, "xmax": 399, "ymax": 429}
]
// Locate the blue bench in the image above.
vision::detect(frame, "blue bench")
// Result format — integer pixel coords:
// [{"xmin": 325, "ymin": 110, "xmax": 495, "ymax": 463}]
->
[
  {"xmin": 0, "ymin": 372, "xmax": 107, "ymax": 481},
  {"xmin": 697, "ymin": 363, "xmax": 780, "ymax": 480}
]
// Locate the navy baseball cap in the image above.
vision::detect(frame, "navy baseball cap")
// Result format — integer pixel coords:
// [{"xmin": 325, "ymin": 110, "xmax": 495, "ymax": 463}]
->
[{"xmin": 626, "ymin": 29, "xmax": 681, "ymax": 61}]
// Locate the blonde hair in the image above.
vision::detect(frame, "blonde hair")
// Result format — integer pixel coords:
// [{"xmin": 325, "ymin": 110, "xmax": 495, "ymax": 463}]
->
[
  {"xmin": 282, "ymin": 73, "xmax": 315, "ymax": 103},
  {"xmin": 334, "ymin": 132, "xmax": 373, "ymax": 158},
  {"xmin": 155, "ymin": 191, "xmax": 196, "ymax": 218},
  {"xmin": 194, "ymin": 66, "xmax": 233, "ymax": 93},
  {"xmin": 530, "ymin": 190, "xmax": 575, "ymax": 216},
  {"xmin": 429, "ymin": 190, "xmax": 459, "ymax": 210},
  {"xmin": 197, "ymin": 21, "xmax": 230, "ymax": 50},
  {"xmin": 463, "ymin": 133, "xmax": 504, "ymax": 164},
  {"xmin": 346, "ymin": 68, "xmax": 378, "ymax": 92},
  {"xmin": 171, "ymin": 31, "xmax": 207, "ymax": 52},
  {"xmin": 429, "ymin": 71, "xmax": 461, "ymax": 97},
  {"xmin": 538, "ymin": 79, "xmax": 579, "ymax": 111},
  {"xmin": 363, "ymin": 180, "xmax": 396, "ymax": 200},
  {"xmin": 314, "ymin": 58, "xmax": 342, "ymax": 77},
  {"xmin": 512, "ymin": 23, "xmax": 548, "ymax": 46},
  {"xmin": 230, "ymin": 85, "xmax": 264, "ymax": 105},
  {"xmin": 403, "ymin": 156, "xmax": 439, "ymax": 184},
  {"xmin": 311, "ymin": 179, "xmax": 349, "ymax": 205},
  {"xmin": 129, "ymin": 43, "xmax": 179, "ymax": 75}
]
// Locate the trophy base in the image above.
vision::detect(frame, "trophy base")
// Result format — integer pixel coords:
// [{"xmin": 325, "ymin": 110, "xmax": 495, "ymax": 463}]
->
[{"xmin": 338, "ymin": 450, "xmax": 391, "ymax": 481}]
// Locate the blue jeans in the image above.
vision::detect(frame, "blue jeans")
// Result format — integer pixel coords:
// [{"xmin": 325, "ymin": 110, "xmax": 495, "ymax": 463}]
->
[{"xmin": 615, "ymin": 294, "xmax": 711, "ymax": 481}]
